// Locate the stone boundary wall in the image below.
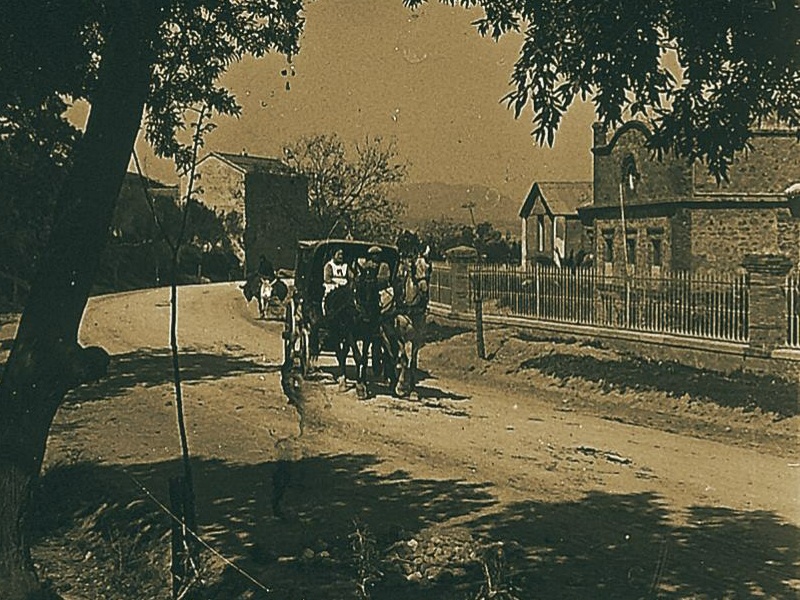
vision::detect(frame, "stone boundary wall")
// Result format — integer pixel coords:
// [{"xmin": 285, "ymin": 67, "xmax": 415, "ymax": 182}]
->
[
  {"xmin": 428, "ymin": 302, "xmax": 800, "ymax": 381},
  {"xmin": 435, "ymin": 247, "xmax": 800, "ymax": 382}
]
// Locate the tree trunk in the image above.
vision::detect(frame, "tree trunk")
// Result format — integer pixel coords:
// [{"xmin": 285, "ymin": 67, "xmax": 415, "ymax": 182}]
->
[{"xmin": 0, "ymin": 6, "xmax": 158, "ymax": 598}]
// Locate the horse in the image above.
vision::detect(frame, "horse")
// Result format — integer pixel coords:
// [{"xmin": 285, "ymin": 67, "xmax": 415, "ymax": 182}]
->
[
  {"xmin": 240, "ymin": 273, "xmax": 265, "ymax": 311},
  {"xmin": 259, "ymin": 276, "xmax": 289, "ymax": 319},
  {"xmin": 241, "ymin": 273, "xmax": 289, "ymax": 319},
  {"xmin": 314, "ymin": 266, "xmax": 384, "ymax": 399},
  {"xmin": 385, "ymin": 255, "xmax": 430, "ymax": 397}
]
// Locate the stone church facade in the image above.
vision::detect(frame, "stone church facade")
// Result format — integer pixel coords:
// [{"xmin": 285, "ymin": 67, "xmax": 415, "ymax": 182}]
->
[{"xmin": 578, "ymin": 121, "xmax": 800, "ymax": 276}]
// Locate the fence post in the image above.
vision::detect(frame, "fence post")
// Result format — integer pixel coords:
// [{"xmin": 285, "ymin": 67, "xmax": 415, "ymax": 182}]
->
[
  {"xmin": 742, "ymin": 254, "xmax": 793, "ymax": 355},
  {"xmin": 445, "ymin": 246, "xmax": 479, "ymax": 317}
]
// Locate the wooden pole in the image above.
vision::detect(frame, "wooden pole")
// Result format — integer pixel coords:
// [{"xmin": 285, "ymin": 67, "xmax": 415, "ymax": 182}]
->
[
  {"xmin": 474, "ymin": 267, "xmax": 486, "ymax": 359},
  {"xmin": 169, "ymin": 477, "xmax": 186, "ymax": 600}
]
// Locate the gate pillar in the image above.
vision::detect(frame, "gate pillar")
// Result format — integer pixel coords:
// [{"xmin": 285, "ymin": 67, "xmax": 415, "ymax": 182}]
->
[
  {"xmin": 743, "ymin": 254, "xmax": 793, "ymax": 355},
  {"xmin": 446, "ymin": 246, "xmax": 478, "ymax": 317}
]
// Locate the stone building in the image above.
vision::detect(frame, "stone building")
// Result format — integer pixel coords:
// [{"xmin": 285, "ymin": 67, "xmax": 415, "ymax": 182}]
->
[
  {"xmin": 579, "ymin": 121, "xmax": 800, "ymax": 276},
  {"xmin": 189, "ymin": 151, "xmax": 309, "ymax": 271},
  {"xmin": 518, "ymin": 181, "xmax": 593, "ymax": 266}
]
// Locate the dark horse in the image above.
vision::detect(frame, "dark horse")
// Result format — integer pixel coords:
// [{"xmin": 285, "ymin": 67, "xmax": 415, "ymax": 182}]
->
[{"xmin": 314, "ymin": 268, "xmax": 384, "ymax": 399}]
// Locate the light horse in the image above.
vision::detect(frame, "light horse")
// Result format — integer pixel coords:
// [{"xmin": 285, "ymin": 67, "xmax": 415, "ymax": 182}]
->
[
  {"xmin": 258, "ymin": 275, "xmax": 289, "ymax": 319},
  {"xmin": 387, "ymin": 255, "xmax": 430, "ymax": 397},
  {"xmin": 241, "ymin": 273, "xmax": 289, "ymax": 319}
]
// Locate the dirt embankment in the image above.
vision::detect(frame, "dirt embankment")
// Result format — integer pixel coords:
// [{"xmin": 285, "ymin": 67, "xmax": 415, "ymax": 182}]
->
[{"xmin": 421, "ymin": 317, "xmax": 800, "ymax": 459}]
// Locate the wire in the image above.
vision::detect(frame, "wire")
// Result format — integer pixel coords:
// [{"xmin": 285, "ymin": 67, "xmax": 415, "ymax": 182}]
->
[{"xmin": 123, "ymin": 471, "xmax": 273, "ymax": 595}]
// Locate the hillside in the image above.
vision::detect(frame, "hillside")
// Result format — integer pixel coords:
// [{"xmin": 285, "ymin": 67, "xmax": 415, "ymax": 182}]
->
[{"xmin": 392, "ymin": 182, "xmax": 521, "ymax": 235}]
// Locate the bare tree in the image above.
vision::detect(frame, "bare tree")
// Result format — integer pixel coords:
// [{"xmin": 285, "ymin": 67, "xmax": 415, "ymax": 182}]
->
[{"xmin": 283, "ymin": 133, "xmax": 408, "ymax": 240}]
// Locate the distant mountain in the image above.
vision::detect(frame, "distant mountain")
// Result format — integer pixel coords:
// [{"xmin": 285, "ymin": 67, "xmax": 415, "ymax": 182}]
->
[{"xmin": 392, "ymin": 182, "xmax": 521, "ymax": 236}]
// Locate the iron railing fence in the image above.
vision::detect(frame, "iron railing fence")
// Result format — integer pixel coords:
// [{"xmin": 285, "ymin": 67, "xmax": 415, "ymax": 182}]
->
[
  {"xmin": 467, "ymin": 264, "xmax": 750, "ymax": 343},
  {"xmin": 429, "ymin": 261, "xmax": 451, "ymax": 306}
]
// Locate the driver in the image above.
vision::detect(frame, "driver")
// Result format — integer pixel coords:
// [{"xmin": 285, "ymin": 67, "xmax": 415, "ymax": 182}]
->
[{"xmin": 365, "ymin": 245, "xmax": 394, "ymax": 312}]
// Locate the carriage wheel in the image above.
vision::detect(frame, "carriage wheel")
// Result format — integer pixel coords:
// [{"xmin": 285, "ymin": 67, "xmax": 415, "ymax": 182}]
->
[
  {"xmin": 282, "ymin": 301, "xmax": 294, "ymax": 369},
  {"xmin": 299, "ymin": 326, "xmax": 312, "ymax": 378}
]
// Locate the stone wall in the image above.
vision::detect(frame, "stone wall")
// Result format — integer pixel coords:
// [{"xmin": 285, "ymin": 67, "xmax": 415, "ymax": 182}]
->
[
  {"xmin": 592, "ymin": 216, "xmax": 673, "ymax": 276},
  {"xmin": 243, "ymin": 172, "xmax": 309, "ymax": 271},
  {"xmin": 589, "ymin": 123, "xmax": 800, "ymax": 275},
  {"xmin": 593, "ymin": 123, "xmax": 693, "ymax": 209},
  {"xmin": 689, "ymin": 208, "xmax": 793, "ymax": 273},
  {"xmin": 777, "ymin": 209, "xmax": 800, "ymax": 267},
  {"xmin": 694, "ymin": 134, "xmax": 800, "ymax": 195},
  {"xmin": 671, "ymin": 208, "xmax": 692, "ymax": 272},
  {"xmin": 193, "ymin": 156, "xmax": 245, "ymax": 215},
  {"xmin": 564, "ymin": 218, "xmax": 587, "ymax": 259}
]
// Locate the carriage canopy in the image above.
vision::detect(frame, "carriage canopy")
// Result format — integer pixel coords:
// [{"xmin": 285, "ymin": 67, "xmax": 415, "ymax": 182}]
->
[{"xmin": 292, "ymin": 239, "xmax": 400, "ymax": 307}]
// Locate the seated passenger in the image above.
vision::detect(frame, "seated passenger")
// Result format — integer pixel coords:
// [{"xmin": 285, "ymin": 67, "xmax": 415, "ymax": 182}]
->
[{"xmin": 322, "ymin": 248, "xmax": 349, "ymax": 313}]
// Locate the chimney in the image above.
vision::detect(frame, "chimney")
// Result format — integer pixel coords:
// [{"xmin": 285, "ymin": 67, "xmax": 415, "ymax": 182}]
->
[{"xmin": 592, "ymin": 122, "xmax": 607, "ymax": 149}]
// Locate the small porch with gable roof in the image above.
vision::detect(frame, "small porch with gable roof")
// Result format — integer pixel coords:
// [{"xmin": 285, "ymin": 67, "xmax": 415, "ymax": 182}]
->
[{"xmin": 519, "ymin": 181, "xmax": 592, "ymax": 267}]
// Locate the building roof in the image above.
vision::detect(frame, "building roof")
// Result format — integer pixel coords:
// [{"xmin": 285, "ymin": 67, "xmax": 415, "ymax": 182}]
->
[
  {"xmin": 519, "ymin": 181, "xmax": 593, "ymax": 218},
  {"xmin": 203, "ymin": 151, "xmax": 298, "ymax": 176},
  {"xmin": 122, "ymin": 171, "xmax": 174, "ymax": 190}
]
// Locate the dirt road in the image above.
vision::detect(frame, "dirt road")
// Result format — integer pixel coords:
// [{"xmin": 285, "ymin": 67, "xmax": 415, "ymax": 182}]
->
[{"xmin": 23, "ymin": 283, "xmax": 799, "ymax": 599}]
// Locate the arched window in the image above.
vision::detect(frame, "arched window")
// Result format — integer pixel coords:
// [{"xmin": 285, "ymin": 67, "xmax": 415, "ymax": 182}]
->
[{"xmin": 537, "ymin": 215, "xmax": 545, "ymax": 252}]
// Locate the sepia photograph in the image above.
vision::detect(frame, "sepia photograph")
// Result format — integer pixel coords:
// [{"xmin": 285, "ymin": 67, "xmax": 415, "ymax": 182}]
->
[{"xmin": 1, "ymin": 1, "xmax": 798, "ymax": 598}]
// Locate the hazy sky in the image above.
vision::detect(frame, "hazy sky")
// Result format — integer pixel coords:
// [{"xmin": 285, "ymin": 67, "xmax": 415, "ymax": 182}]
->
[{"xmin": 132, "ymin": 0, "xmax": 596, "ymax": 204}]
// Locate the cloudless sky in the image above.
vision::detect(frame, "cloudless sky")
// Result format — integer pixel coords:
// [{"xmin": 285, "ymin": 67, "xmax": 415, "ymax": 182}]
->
[{"xmin": 131, "ymin": 0, "xmax": 596, "ymax": 206}]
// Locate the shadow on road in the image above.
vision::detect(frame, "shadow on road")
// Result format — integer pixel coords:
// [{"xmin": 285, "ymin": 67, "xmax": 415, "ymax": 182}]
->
[
  {"xmin": 314, "ymin": 363, "xmax": 470, "ymax": 404},
  {"xmin": 66, "ymin": 348, "xmax": 280, "ymax": 404},
  {"xmin": 520, "ymin": 353, "xmax": 799, "ymax": 417},
  {"xmin": 33, "ymin": 456, "xmax": 800, "ymax": 600},
  {"xmin": 424, "ymin": 319, "xmax": 471, "ymax": 344},
  {"xmin": 472, "ymin": 491, "xmax": 799, "ymax": 600}
]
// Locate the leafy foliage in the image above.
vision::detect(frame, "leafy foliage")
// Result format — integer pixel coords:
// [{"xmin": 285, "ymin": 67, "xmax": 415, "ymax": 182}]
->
[
  {"xmin": 406, "ymin": 0, "xmax": 799, "ymax": 179},
  {"xmin": 417, "ymin": 219, "xmax": 520, "ymax": 262},
  {"xmin": 2, "ymin": 1, "xmax": 304, "ymax": 168},
  {"xmin": 0, "ymin": 112, "xmax": 76, "ymax": 308},
  {"xmin": 0, "ymin": 1, "xmax": 305, "ymax": 304},
  {"xmin": 283, "ymin": 133, "xmax": 409, "ymax": 240},
  {"xmin": 146, "ymin": 1, "xmax": 304, "ymax": 174},
  {"xmin": 96, "ymin": 179, "xmax": 242, "ymax": 293}
]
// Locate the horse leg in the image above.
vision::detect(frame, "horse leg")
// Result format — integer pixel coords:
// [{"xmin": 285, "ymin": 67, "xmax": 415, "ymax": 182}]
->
[
  {"xmin": 395, "ymin": 340, "xmax": 414, "ymax": 398},
  {"xmin": 309, "ymin": 327, "xmax": 320, "ymax": 373},
  {"xmin": 351, "ymin": 335, "xmax": 368, "ymax": 400},
  {"xmin": 408, "ymin": 341, "xmax": 419, "ymax": 398},
  {"xmin": 370, "ymin": 337, "xmax": 382, "ymax": 378},
  {"xmin": 335, "ymin": 338, "xmax": 348, "ymax": 391},
  {"xmin": 378, "ymin": 327, "xmax": 398, "ymax": 394},
  {"xmin": 410, "ymin": 313, "xmax": 426, "ymax": 393}
]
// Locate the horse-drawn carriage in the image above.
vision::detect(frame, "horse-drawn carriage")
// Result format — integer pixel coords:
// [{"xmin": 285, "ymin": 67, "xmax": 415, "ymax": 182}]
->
[{"xmin": 281, "ymin": 239, "xmax": 401, "ymax": 381}]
